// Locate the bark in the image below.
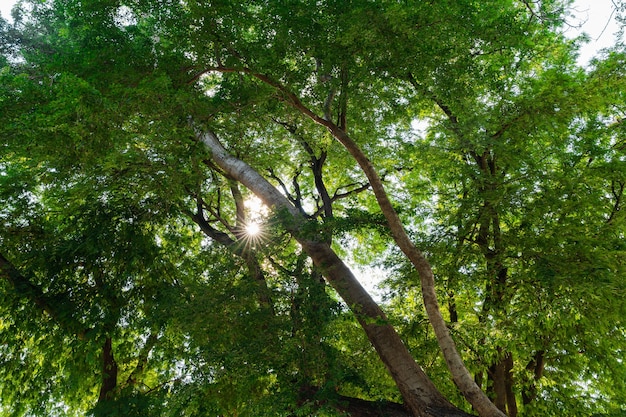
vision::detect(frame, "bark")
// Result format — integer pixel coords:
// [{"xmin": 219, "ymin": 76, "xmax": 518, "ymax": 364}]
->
[
  {"xmin": 299, "ymin": 387, "xmax": 412, "ymax": 416},
  {"xmin": 522, "ymin": 351, "xmax": 545, "ymax": 405},
  {"xmin": 299, "ymin": 240, "xmax": 472, "ymax": 417},
  {"xmin": 278, "ymin": 115, "xmax": 504, "ymax": 417},
  {"xmin": 335, "ymin": 395, "xmax": 411, "ymax": 417},
  {"xmin": 98, "ymin": 337, "xmax": 118, "ymax": 402},
  {"xmin": 486, "ymin": 351, "xmax": 519, "ymax": 417},
  {"xmin": 504, "ymin": 354, "xmax": 517, "ymax": 417},
  {"xmin": 488, "ymin": 356, "xmax": 507, "ymax": 413},
  {"xmin": 196, "ymin": 128, "xmax": 475, "ymax": 417},
  {"xmin": 486, "ymin": 352, "xmax": 517, "ymax": 416}
]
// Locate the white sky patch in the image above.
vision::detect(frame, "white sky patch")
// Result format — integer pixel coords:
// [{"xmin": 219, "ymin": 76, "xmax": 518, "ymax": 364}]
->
[
  {"xmin": 244, "ymin": 195, "xmax": 269, "ymax": 221},
  {"xmin": 569, "ymin": 0, "xmax": 623, "ymax": 65},
  {"xmin": 351, "ymin": 263, "xmax": 388, "ymax": 302},
  {"xmin": 0, "ymin": 0, "xmax": 13, "ymax": 22}
]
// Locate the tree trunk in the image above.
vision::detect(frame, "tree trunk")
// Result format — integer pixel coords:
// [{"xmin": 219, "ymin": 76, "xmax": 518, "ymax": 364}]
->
[
  {"xmin": 98, "ymin": 337, "xmax": 118, "ymax": 402},
  {"xmin": 254, "ymin": 81, "xmax": 505, "ymax": 417},
  {"xmin": 522, "ymin": 351, "xmax": 545, "ymax": 406},
  {"xmin": 487, "ymin": 352, "xmax": 517, "ymax": 417},
  {"xmin": 204, "ymin": 66, "xmax": 504, "ymax": 416},
  {"xmin": 488, "ymin": 356, "xmax": 507, "ymax": 413},
  {"xmin": 504, "ymin": 354, "xmax": 518, "ymax": 417},
  {"xmin": 298, "ymin": 122, "xmax": 505, "ymax": 417},
  {"xmin": 196, "ymin": 128, "xmax": 475, "ymax": 417}
]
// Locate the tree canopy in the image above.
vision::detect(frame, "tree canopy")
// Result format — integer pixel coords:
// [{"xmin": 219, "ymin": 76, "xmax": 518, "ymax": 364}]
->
[{"xmin": 1, "ymin": 1, "xmax": 625, "ymax": 416}]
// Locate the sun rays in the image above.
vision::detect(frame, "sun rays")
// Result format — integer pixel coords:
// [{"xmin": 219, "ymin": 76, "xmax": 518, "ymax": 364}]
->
[
  {"xmin": 244, "ymin": 221, "xmax": 261, "ymax": 237},
  {"xmin": 238, "ymin": 196, "xmax": 270, "ymax": 250}
]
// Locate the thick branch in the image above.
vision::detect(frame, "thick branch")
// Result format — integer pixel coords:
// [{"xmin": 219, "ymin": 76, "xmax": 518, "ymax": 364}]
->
[
  {"xmin": 309, "ymin": 181, "xmax": 371, "ymax": 219},
  {"xmin": 253, "ymin": 83, "xmax": 504, "ymax": 417},
  {"xmin": 189, "ymin": 200, "xmax": 237, "ymax": 248},
  {"xmin": 195, "ymin": 127, "xmax": 475, "ymax": 417},
  {"xmin": 194, "ymin": 66, "xmax": 504, "ymax": 416},
  {"xmin": 230, "ymin": 180, "xmax": 246, "ymax": 232},
  {"xmin": 98, "ymin": 337, "xmax": 118, "ymax": 402}
]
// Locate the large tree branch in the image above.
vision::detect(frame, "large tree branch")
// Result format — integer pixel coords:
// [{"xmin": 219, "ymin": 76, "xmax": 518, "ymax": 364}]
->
[
  {"xmin": 194, "ymin": 126, "xmax": 474, "ymax": 417},
  {"xmin": 197, "ymin": 69, "xmax": 505, "ymax": 417},
  {"xmin": 98, "ymin": 337, "xmax": 118, "ymax": 402}
]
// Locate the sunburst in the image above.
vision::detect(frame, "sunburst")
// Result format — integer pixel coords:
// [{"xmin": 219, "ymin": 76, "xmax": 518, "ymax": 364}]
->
[
  {"xmin": 245, "ymin": 221, "xmax": 261, "ymax": 237},
  {"xmin": 238, "ymin": 196, "xmax": 270, "ymax": 250}
]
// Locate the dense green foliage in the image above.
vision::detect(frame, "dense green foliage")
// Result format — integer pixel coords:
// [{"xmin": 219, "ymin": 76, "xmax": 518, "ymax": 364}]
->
[{"xmin": 1, "ymin": 1, "xmax": 625, "ymax": 416}]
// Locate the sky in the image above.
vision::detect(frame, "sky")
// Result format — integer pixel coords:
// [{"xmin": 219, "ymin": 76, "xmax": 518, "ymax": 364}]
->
[
  {"xmin": 0, "ymin": 1, "xmax": 622, "ymax": 65},
  {"xmin": 0, "ymin": 0, "xmax": 14, "ymax": 22},
  {"xmin": 569, "ymin": 0, "xmax": 623, "ymax": 64}
]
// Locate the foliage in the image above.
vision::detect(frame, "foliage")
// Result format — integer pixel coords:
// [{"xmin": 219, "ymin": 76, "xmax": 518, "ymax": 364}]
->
[{"xmin": 1, "ymin": 1, "xmax": 625, "ymax": 416}]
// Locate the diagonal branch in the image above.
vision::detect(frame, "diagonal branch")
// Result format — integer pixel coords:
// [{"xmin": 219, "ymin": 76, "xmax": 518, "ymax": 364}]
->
[
  {"xmin": 194, "ymin": 126, "xmax": 476, "ymax": 417},
  {"xmin": 232, "ymin": 77, "xmax": 503, "ymax": 417},
  {"xmin": 193, "ymin": 67, "xmax": 505, "ymax": 417}
]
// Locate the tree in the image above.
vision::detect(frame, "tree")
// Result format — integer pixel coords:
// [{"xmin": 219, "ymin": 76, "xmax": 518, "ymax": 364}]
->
[{"xmin": 1, "ymin": 1, "xmax": 625, "ymax": 416}]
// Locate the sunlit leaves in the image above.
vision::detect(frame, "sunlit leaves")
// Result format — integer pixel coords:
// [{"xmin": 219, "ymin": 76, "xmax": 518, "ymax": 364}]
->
[{"xmin": 1, "ymin": 0, "xmax": 625, "ymax": 415}]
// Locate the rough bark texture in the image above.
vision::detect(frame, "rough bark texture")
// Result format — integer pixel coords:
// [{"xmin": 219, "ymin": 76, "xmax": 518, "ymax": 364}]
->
[{"xmin": 197, "ymin": 128, "xmax": 475, "ymax": 417}]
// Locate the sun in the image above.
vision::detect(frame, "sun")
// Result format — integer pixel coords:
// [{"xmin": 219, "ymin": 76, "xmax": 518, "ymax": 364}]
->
[
  {"xmin": 240, "ymin": 219, "xmax": 266, "ymax": 250},
  {"xmin": 245, "ymin": 221, "xmax": 261, "ymax": 236},
  {"xmin": 239, "ymin": 196, "xmax": 269, "ymax": 247}
]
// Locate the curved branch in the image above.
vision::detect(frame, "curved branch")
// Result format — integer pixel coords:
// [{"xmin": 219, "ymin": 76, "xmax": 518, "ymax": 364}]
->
[
  {"xmin": 317, "ymin": 120, "xmax": 504, "ymax": 417},
  {"xmin": 215, "ymin": 72, "xmax": 505, "ymax": 416},
  {"xmin": 195, "ymin": 126, "xmax": 475, "ymax": 417}
]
